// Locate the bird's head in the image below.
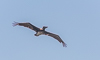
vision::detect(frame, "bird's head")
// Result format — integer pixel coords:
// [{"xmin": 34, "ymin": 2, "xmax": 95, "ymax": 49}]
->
[
  {"xmin": 40, "ymin": 26, "xmax": 48, "ymax": 30},
  {"xmin": 42, "ymin": 26, "xmax": 48, "ymax": 30},
  {"xmin": 43, "ymin": 26, "xmax": 48, "ymax": 28}
]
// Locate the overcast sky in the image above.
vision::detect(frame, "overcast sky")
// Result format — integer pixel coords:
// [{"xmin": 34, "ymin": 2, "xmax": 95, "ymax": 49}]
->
[{"xmin": 0, "ymin": 0, "xmax": 100, "ymax": 60}]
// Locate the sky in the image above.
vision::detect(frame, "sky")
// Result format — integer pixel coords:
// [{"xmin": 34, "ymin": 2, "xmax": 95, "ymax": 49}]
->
[{"xmin": 0, "ymin": 0, "xmax": 100, "ymax": 60}]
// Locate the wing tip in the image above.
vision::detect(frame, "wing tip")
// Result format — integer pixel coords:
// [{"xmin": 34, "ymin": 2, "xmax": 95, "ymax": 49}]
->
[
  {"xmin": 12, "ymin": 21, "xmax": 19, "ymax": 27},
  {"xmin": 62, "ymin": 43, "xmax": 67, "ymax": 47}
]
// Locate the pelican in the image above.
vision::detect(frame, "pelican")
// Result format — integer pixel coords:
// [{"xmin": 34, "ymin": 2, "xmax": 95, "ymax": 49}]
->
[{"xmin": 13, "ymin": 22, "xmax": 67, "ymax": 47}]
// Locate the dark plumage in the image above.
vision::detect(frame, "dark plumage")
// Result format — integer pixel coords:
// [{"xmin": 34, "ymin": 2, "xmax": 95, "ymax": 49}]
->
[{"xmin": 13, "ymin": 22, "xmax": 67, "ymax": 47}]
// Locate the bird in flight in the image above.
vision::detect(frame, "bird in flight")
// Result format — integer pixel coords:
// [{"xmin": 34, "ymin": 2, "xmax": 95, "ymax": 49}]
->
[{"xmin": 13, "ymin": 22, "xmax": 67, "ymax": 47}]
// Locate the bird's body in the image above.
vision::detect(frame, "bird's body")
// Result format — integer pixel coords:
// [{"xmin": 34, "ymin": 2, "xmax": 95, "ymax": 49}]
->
[
  {"xmin": 35, "ymin": 30, "xmax": 45, "ymax": 36},
  {"xmin": 13, "ymin": 22, "xmax": 67, "ymax": 47}
]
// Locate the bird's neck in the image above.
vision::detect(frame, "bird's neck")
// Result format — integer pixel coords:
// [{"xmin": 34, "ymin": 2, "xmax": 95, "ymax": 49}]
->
[
  {"xmin": 39, "ymin": 28, "xmax": 46, "ymax": 31},
  {"xmin": 42, "ymin": 27, "xmax": 46, "ymax": 31}
]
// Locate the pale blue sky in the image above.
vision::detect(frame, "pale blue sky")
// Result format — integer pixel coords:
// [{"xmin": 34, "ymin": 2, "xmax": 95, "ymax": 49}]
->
[{"xmin": 0, "ymin": 0, "xmax": 100, "ymax": 60}]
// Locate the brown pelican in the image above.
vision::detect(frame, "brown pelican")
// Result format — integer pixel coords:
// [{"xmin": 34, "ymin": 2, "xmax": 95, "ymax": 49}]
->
[{"xmin": 13, "ymin": 22, "xmax": 67, "ymax": 47}]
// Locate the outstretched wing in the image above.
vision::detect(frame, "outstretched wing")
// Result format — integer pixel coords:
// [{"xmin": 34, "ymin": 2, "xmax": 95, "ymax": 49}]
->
[
  {"xmin": 44, "ymin": 31, "xmax": 67, "ymax": 47},
  {"xmin": 12, "ymin": 22, "xmax": 40, "ymax": 32}
]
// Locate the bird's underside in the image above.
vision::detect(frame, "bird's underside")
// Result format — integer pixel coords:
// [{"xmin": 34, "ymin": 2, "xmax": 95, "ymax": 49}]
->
[{"xmin": 13, "ymin": 22, "xmax": 67, "ymax": 47}]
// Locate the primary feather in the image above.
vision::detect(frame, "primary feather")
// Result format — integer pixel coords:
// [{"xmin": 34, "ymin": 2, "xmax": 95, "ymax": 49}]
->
[{"xmin": 44, "ymin": 31, "xmax": 67, "ymax": 47}]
